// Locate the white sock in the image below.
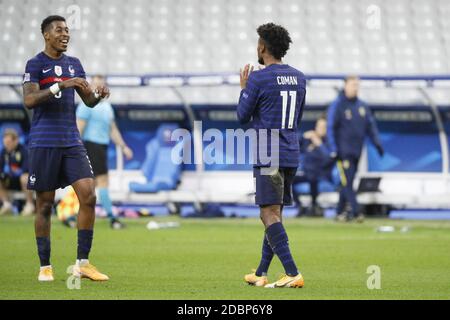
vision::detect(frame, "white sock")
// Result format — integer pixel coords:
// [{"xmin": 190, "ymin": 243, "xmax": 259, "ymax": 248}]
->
[
  {"xmin": 76, "ymin": 259, "xmax": 89, "ymax": 266},
  {"xmin": 1, "ymin": 201, "xmax": 12, "ymax": 208},
  {"xmin": 40, "ymin": 265, "xmax": 52, "ymax": 271}
]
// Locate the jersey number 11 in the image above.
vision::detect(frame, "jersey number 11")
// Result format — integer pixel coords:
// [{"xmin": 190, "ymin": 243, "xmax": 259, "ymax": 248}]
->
[{"xmin": 280, "ymin": 90, "xmax": 297, "ymax": 129}]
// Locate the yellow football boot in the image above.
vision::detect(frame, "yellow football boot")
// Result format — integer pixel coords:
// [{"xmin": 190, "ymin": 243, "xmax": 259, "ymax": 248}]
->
[
  {"xmin": 73, "ymin": 262, "xmax": 109, "ymax": 281},
  {"xmin": 265, "ymin": 273, "xmax": 304, "ymax": 288},
  {"xmin": 38, "ymin": 266, "xmax": 54, "ymax": 282},
  {"xmin": 244, "ymin": 270, "xmax": 268, "ymax": 287}
]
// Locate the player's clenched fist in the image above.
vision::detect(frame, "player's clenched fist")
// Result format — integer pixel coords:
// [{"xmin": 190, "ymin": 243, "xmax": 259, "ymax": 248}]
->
[
  {"xmin": 59, "ymin": 77, "xmax": 89, "ymax": 90},
  {"xmin": 94, "ymin": 85, "xmax": 110, "ymax": 99},
  {"xmin": 240, "ymin": 63, "xmax": 254, "ymax": 89}
]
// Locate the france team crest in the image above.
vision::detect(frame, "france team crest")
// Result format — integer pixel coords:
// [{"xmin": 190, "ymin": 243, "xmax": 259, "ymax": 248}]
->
[{"xmin": 55, "ymin": 65, "xmax": 62, "ymax": 76}]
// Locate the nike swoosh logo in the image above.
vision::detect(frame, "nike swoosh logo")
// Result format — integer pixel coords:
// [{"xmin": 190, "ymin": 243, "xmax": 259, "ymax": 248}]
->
[
  {"xmin": 42, "ymin": 68, "xmax": 52, "ymax": 73},
  {"xmin": 275, "ymin": 278, "xmax": 295, "ymax": 288}
]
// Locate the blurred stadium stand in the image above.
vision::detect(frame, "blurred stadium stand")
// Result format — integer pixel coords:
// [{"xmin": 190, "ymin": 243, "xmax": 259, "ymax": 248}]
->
[
  {"xmin": 1, "ymin": 0, "xmax": 450, "ymax": 213},
  {"xmin": 1, "ymin": 0, "xmax": 450, "ymax": 75}
]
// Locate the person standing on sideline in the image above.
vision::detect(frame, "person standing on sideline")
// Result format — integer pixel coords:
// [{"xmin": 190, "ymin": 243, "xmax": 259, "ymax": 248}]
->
[
  {"xmin": 327, "ymin": 76, "xmax": 384, "ymax": 222},
  {"xmin": 76, "ymin": 75, "xmax": 133, "ymax": 229}
]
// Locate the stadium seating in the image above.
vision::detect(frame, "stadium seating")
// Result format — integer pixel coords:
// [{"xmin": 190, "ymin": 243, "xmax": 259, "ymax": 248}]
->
[
  {"xmin": 293, "ymin": 166, "xmax": 341, "ymax": 195},
  {"xmin": 0, "ymin": 0, "xmax": 449, "ymax": 76},
  {"xmin": 129, "ymin": 124, "xmax": 181, "ymax": 193}
]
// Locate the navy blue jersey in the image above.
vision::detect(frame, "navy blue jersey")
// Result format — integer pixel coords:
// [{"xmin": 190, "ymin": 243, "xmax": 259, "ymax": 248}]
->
[
  {"xmin": 237, "ymin": 64, "xmax": 306, "ymax": 167},
  {"xmin": 327, "ymin": 91, "xmax": 382, "ymax": 159},
  {"xmin": 23, "ymin": 52, "xmax": 86, "ymax": 148},
  {"xmin": 0, "ymin": 144, "xmax": 28, "ymax": 177}
]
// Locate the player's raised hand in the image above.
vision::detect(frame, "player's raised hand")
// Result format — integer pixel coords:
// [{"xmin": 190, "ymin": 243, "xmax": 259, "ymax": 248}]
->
[
  {"xmin": 60, "ymin": 77, "xmax": 89, "ymax": 90},
  {"xmin": 240, "ymin": 64, "xmax": 254, "ymax": 89},
  {"xmin": 95, "ymin": 85, "xmax": 110, "ymax": 99}
]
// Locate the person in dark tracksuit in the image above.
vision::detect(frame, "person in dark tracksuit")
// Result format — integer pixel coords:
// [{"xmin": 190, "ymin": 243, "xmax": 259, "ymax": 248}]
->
[
  {"xmin": 327, "ymin": 76, "xmax": 383, "ymax": 222},
  {"xmin": 294, "ymin": 116, "xmax": 334, "ymax": 216}
]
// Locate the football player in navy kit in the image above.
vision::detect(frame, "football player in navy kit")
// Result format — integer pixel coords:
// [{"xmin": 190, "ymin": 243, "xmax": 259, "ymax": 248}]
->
[{"xmin": 23, "ymin": 15, "xmax": 110, "ymax": 282}]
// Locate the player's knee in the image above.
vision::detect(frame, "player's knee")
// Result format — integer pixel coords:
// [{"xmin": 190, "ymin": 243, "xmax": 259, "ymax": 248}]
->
[
  {"xmin": 38, "ymin": 201, "xmax": 53, "ymax": 216},
  {"xmin": 260, "ymin": 205, "xmax": 281, "ymax": 225},
  {"xmin": 20, "ymin": 174, "xmax": 28, "ymax": 185},
  {"xmin": 81, "ymin": 192, "xmax": 97, "ymax": 208}
]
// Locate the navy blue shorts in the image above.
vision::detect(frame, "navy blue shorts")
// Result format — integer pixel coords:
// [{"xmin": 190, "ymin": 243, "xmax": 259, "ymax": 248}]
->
[
  {"xmin": 27, "ymin": 146, "xmax": 94, "ymax": 192},
  {"xmin": 253, "ymin": 167, "xmax": 297, "ymax": 206}
]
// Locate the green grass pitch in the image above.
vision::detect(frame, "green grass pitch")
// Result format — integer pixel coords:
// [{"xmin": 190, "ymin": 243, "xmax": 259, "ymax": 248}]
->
[{"xmin": 0, "ymin": 215, "xmax": 449, "ymax": 299}]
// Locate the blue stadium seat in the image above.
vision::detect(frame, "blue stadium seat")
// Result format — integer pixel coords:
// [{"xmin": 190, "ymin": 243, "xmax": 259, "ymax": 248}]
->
[
  {"xmin": 293, "ymin": 165, "xmax": 341, "ymax": 194},
  {"xmin": 129, "ymin": 124, "xmax": 181, "ymax": 193}
]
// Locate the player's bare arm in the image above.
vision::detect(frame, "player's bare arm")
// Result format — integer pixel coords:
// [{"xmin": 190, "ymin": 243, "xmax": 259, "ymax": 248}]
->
[
  {"xmin": 23, "ymin": 82, "xmax": 55, "ymax": 109},
  {"xmin": 23, "ymin": 77, "xmax": 89, "ymax": 109}
]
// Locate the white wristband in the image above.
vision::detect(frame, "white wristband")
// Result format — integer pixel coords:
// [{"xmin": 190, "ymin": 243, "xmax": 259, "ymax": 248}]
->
[{"xmin": 49, "ymin": 83, "xmax": 61, "ymax": 95}]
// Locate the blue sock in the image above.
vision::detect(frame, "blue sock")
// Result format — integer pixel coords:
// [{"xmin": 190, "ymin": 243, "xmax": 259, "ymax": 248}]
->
[
  {"xmin": 255, "ymin": 234, "xmax": 274, "ymax": 276},
  {"xmin": 77, "ymin": 229, "xmax": 93, "ymax": 260},
  {"xmin": 98, "ymin": 188, "xmax": 114, "ymax": 220},
  {"xmin": 36, "ymin": 237, "xmax": 51, "ymax": 266},
  {"xmin": 266, "ymin": 222, "xmax": 299, "ymax": 276}
]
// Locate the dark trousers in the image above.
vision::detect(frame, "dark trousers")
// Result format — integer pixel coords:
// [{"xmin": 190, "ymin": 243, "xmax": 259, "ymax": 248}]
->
[
  {"xmin": 336, "ymin": 157, "xmax": 359, "ymax": 217},
  {"xmin": 293, "ymin": 175, "xmax": 319, "ymax": 207}
]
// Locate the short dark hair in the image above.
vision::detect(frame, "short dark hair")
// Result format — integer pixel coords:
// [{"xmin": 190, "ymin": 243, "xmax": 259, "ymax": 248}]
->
[
  {"xmin": 257, "ymin": 23, "xmax": 292, "ymax": 60},
  {"xmin": 41, "ymin": 15, "xmax": 66, "ymax": 34}
]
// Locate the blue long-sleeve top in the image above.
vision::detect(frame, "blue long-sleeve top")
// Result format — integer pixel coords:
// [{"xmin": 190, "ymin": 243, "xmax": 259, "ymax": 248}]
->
[
  {"xmin": 237, "ymin": 64, "xmax": 306, "ymax": 168},
  {"xmin": 327, "ymin": 91, "xmax": 382, "ymax": 159}
]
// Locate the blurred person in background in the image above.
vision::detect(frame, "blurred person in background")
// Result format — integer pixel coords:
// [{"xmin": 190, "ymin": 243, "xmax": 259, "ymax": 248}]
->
[
  {"xmin": 0, "ymin": 129, "xmax": 34, "ymax": 216},
  {"xmin": 293, "ymin": 116, "xmax": 334, "ymax": 217},
  {"xmin": 327, "ymin": 76, "xmax": 384, "ymax": 222},
  {"xmin": 76, "ymin": 75, "xmax": 133, "ymax": 230}
]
